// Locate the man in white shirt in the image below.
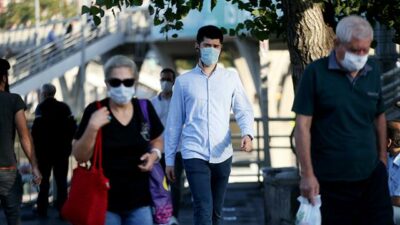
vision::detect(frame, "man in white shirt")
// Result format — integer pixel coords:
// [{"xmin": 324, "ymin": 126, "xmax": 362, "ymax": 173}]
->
[
  {"xmin": 387, "ymin": 120, "xmax": 400, "ymax": 224},
  {"xmin": 151, "ymin": 68, "xmax": 183, "ymax": 225},
  {"xmin": 164, "ymin": 25, "xmax": 254, "ymax": 225}
]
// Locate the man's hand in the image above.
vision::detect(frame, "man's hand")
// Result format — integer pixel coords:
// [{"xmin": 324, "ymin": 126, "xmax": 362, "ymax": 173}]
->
[
  {"xmin": 241, "ymin": 135, "xmax": 253, "ymax": 152},
  {"xmin": 166, "ymin": 166, "xmax": 175, "ymax": 182},
  {"xmin": 299, "ymin": 174, "xmax": 320, "ymax": 205},
  {"xmin": 31, "ymin": 166, "xmax": 42, "ymax": 185}
]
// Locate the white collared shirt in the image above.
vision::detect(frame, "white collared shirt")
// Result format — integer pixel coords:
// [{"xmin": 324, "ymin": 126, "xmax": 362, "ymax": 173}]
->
[
  {"xmin": 165, "ymin": 65, "xmax": 254, "ymax": 166},
  {"xmin": 151, "ymin": 94, "xmax": 171, "ymax": 128}
]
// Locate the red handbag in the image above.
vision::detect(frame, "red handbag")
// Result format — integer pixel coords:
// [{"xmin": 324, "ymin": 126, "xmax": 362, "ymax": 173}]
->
[{"xmin": 61, "ymin": 102, "xmax": 110, "ymax": 225}]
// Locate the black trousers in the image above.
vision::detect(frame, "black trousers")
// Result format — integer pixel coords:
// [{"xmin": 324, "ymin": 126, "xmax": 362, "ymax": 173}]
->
[
  {"xmin": 36, "ymin": 153, "xmax": 69, "ymax": 215},
  {"xmin": 320, "ymin": 162, "xmax": 394, "ymax": 225}
]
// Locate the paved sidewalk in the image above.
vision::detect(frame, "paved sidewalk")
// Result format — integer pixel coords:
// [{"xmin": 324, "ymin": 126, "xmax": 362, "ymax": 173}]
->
[{"xmin": 0, "ymin": 182, "xmax": 264, "ymax": 225}]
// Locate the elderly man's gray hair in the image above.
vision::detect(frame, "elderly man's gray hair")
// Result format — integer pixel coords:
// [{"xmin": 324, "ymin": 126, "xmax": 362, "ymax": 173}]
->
[
  {"xmin": 336, "ymin": 15, "xmax": 373, "ymax": 43},
  {"xmin": 104, "ymin": 55, "xmax": 138, "ymax": 80},
  {"xmin": 41, "ymin": 83, "xmax": 56, "ymax": 98}
]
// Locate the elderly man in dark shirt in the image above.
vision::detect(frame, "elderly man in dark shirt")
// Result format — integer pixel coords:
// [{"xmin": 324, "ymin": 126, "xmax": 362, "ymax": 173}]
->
[
  {"xmin": 31, "ymin": 83, "xmax": 76, "ymax": 217},
  {"xmin": 293, "ymin": 15, "xmax": 393, "ymax": 225}
]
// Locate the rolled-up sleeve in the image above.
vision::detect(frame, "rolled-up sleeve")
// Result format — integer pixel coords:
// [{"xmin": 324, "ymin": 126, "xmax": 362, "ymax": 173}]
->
[
  {"xmin": 232, "ymin": 73, "xmax": 254, "ymax": 137},
  {"xmin": 165, "ymin": 79, "xmax": 185, "ymax": 166}
]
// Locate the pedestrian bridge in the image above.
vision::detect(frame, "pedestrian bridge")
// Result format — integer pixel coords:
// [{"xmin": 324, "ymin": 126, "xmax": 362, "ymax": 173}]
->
[{"xmin": 5, "ymin": 9, "xmax": 152, "ymax": 96}]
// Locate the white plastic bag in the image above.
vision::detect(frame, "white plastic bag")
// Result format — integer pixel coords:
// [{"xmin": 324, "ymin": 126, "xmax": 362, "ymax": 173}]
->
[{"xmin": 295, "ymin": 195, "xmax": 322, "ymax": 225}]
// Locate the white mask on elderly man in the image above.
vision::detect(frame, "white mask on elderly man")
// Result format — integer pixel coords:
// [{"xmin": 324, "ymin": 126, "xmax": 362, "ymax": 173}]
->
[
  {"xmin": 107, "ymin": 86, "xmax": 135, "ymax": 105},
  {"xmin": 161, "ymin": 81, "xmax": 173, "ymax": 93},
  {"xmin": 340, "ymin": 51, "xmax": 368, "ymax": 72}
]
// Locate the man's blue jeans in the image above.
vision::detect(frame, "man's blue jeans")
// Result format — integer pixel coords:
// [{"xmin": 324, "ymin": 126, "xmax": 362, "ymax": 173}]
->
[
  {"xmin": 0, "ymin": 170, "xmax": 22, "ymax": 225},
  {"xmin": 105, "ymin": 206, "xmax": 153, "ymax": 225},
  {"xmin": 183, "ymin": 157, "xmax": 232, "ymax": 225}
]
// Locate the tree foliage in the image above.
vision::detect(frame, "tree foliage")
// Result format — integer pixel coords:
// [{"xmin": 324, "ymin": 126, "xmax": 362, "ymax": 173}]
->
[
  {"xmin": 84, "ymin": 0, "xmax": 400, "ymax": 43},
  {"xmin": 0, "ymin": 0, "xmax": 77, "ymax": 29}
]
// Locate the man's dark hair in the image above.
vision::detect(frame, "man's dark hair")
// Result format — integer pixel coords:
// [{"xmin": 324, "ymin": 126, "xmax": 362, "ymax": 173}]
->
[
  {"xmin": 161, "ymin": 68, "xmax": 176, "ymax": 80},
  {"xmin": 0, "ymin": 58, "xmax": 10, "ymax": 92},
  {"xmin": 196, "ymin": 25, "xmax": 223, "ymax": 44},
  {"xmin": 388, "ymin": 120, "xmax": 400, "ymax": 147}
]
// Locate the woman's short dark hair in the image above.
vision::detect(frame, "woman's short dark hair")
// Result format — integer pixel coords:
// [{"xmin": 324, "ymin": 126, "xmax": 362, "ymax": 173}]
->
[{"xmin": 196, "ymin": 25, "xmax": 223, "ymax": 44}]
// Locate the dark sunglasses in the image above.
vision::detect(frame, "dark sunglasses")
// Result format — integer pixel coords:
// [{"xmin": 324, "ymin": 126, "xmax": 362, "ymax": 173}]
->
[{"xmin": 107, "ymin": 78, "xmax": 135, "ymax": 87}]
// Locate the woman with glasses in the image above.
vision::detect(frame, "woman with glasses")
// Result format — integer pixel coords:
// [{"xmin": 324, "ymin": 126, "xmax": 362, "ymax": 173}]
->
[{"xmin": 72, "ymin": 55, "xmax": 164, "ymax": 225}]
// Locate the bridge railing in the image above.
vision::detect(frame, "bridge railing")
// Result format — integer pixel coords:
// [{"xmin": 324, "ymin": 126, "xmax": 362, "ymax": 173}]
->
[
  {"xmin": 382, "ymin": 67, "xmax": 400, "ymax": 109},
  {"xmin": 8, "ymin": 9, "xmax": 151, "ymax": 88},
  {"xmin": 15, "ymin": 117, "xmax": 295, "ymax": 204},
  {"xmin": 0, "ymin": 19, "xmax": 78, "ymax": 55},
  {"xmin": 9, "ymin": 16, "xmax": 118, "ymax": 85}
]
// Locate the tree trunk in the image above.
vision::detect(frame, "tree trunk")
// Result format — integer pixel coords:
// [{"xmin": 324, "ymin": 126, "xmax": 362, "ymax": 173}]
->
[{"xmin": 281, "ymin": 0, "xmax": 335, "ymax": 90}]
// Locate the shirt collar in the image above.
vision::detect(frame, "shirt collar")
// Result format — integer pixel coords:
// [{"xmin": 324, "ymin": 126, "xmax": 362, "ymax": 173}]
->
[
  {"xmin": 392, "ymin": 154, "xmax": 400, "ymax": 166},
  {"xmin": 195, "ymin": 63, "xmax": 219, "ymax": 76},
  {"xmin": 328, "ymin": 51, "xmax": 372, "ymax": 77}
]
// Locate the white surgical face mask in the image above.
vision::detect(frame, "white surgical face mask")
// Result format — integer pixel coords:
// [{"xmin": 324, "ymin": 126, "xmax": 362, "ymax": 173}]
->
[
  {"xmin": 340, "ymin": 51, "xmax": 368, "ymax": 72},
  {"xmin": 161, "ymin": 81, "xmax": 173, "ymax": 92},
  {"xmin": 107, "ymin": 86, "xmax": 135, "ymax": 105},
  {"xmin": 200, "ymin": 47, "xmax": 220, "ymax": 66}
]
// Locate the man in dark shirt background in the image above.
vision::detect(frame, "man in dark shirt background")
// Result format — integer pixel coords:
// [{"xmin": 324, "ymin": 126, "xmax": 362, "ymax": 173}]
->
[{"xmin": 31, "ymin": 83, "xmax": 76, "ymax": 217}]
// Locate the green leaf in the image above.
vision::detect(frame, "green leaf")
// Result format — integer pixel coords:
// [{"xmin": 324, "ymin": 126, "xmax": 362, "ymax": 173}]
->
[
  {"xmin": 198, "ymin": 0, "xmax": 204, "ymax": 11},
  {"xmin": 96, "ymin": 0, "xmax": 105, "ymax": 5},
  {"xmin": 164, "ymin": 8, "xmax": 175, "ymax": 21},
  {"xmin": 93, "ymin": 15, "xmax": 101, "ymax": 26},
  {"xmin": 172, "ymin": 33, "xmax": 178, "ymax": 38},
  {"xmin": 90, "ymin": 6, "xmax": 101, "ymax": 15},
  {"xmin": 105, "ymin": 0, "xmax": 114, "ymax": 9},
  {"xmin": 100, "ymin": 8, "xmax": 105, "ymax": 17},
  {"xmin": 236, "ymin": 23, "xmax": 244, "ymax": 31},
  {"xmin": 220, "ymin": 27, "xmax": 227, "ymax": 34},
  {"xmin": 211, "ymin": 0, "xmax": 217, "ymax": 11},
  {"xmin": 82, "ymin": 5, "xmax": 90, "ymax": 14},
  {"xmin": 229, "ymin": 28, "xmax": 235, "ymax": 36},
  {"xmin": 154, "ymin": 0, "xmax": 165, "ymax": 9},
  {"xmin": 148, "ymin": 5, "xmax": 155, "ymax": 15},
  {"xmin": 154, "ymin": 16, "xmax": 164, "ymax": 26},
  {"xmin": 175, "ymin": 21, "xmax": 183, "ymax": 29},
  {"xmin": 133, "ymin": 0, "xmax": 143, "ymax": 6}
]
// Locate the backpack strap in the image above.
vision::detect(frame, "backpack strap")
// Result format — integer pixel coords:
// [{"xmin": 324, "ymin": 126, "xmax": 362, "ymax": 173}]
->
[{"xmin": 138, "ymin": 99, "xmax": 150, "ymax": 129}]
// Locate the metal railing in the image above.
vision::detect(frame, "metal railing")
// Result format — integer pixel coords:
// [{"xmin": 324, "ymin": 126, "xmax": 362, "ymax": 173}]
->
[
  {"xmin": 15, "ymin": 117, "xmax": 295, "ymax": 204},
  {"xmin": 9, "ymin": 16, "xmax": 121, "ymax": 85},
  {"xmin": 0, "ymin": 19, "xmax": 76, "ymax": 54},
  {"xmin": 8, "ymin": 8, "xmax": 152, "ymax": 90},
  {"xmin": 381, "ymin": 66, "xmax": 400, "ymax": 119}
]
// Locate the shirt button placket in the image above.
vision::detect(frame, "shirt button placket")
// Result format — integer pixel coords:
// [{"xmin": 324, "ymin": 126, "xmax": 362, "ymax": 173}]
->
[{"xmin": 207, "ymin": 77, "xmax": 211, "ymax": 161}]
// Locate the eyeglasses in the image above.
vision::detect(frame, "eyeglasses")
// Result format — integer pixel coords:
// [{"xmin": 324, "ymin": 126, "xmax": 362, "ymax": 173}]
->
[{"xmin": 107, "ymin": 78, "xmax": 135, "ymax": 87}]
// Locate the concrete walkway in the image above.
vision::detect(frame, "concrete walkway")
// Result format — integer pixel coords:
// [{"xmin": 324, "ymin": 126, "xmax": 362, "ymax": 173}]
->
[{"xmin": 0, "ymin": 182, "xmax": 264, "ymax": 225}]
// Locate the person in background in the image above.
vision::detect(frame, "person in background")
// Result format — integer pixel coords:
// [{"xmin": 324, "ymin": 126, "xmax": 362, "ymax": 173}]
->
[
  {"xmin": 0, "ymin": 58, "xmax": 42, "ymax": 225},
  {"xmin": 292, "ymin": 15, "xmax": 393, "ymax": 225},
  {"xmin": 31, "ymin": 83, "xmax": 77, "ymax": 218},
  {"xmin": 72, "ymin": 55, "xmax": 164, "ymax": 225},
  {"xmin": 164, "ymin": 25, "xmax": 254, "ymax": 225},
  {"xmin": 46, "ymin": 25, "xmax": 56, "ymax": 44},
  {"xmin": 387, "ymin": 120, "xmax": 400, "ymax": 225},
  {"xmin": 151, "ymin": 68, "xmax": 182, "ymax": 225}
]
